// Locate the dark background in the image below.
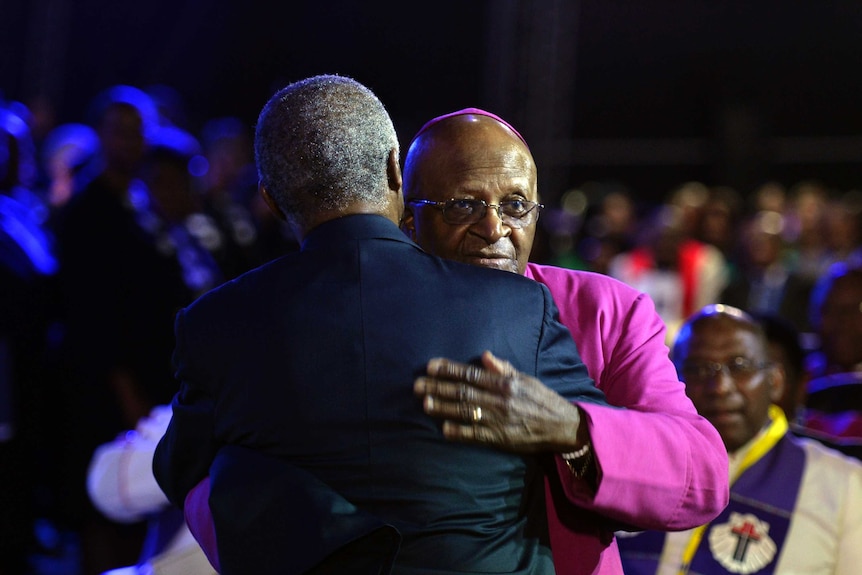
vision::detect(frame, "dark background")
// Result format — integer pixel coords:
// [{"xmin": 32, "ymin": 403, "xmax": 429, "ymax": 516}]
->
[{"xmin": 3, "ymin": 0, "xmax": 862, "ymax": 206}]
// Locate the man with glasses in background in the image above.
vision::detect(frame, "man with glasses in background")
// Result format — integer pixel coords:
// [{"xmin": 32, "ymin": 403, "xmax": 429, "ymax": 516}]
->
[{"xmin": 617, "ymin": 304, "xmax": 862, "ymax": 575}]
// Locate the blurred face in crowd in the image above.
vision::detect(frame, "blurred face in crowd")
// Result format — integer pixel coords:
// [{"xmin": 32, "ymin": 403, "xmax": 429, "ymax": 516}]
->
[
  {"xmin": 144, "ymin": 153, "xmax": 197, "ymax": 223},
  {"xmin": 819, "ymin": 271, "xmax": 862, "ymax": 371},
  {"xmin": 699, "ymin": 188, "xmax": 738, "ymax": 252},
  {"xmin": 674, "ymin": 311, "xmax": 783, "ymax": 452},
  {"xmin": 745, "ymin": 213, "xmax": 784, "ymax": 270},
  {"xmin": 98, "ymin": 103, "xmax": 145, "ymax": 176},
  {"xmin": 401, "ymin": 114, "xmax": 539, "ymax": 275}
]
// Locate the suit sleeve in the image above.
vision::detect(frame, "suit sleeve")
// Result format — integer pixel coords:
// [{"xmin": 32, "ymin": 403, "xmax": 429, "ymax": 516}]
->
[{"xmin": 153, "ymin": 308, "xmax": 222, "ymax": 507}]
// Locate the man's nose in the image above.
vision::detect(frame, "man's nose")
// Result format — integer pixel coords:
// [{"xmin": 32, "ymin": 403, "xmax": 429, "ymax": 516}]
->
[
  {"xmin": 705, "ymin": 369, "xmax": 735, "ymax": 394},
  {"xmin": 470, "ymin": 205, "xmax": 510, "ymax": 242}
]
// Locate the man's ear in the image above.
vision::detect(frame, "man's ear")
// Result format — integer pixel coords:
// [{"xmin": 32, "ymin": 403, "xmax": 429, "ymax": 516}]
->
[
  {"xmin": 387, "ymin": 148, "xmax": 402, "ymax": 194},
  {"xmin": 260, "ymin": 184, "xmax": 286, "ymax": 221},
  {"xmin": 400, "ymin": 204, "xmax": 416, "ymax": 240},
  {"xmin": 768, "ymin": 364, "xmax": 786, "ymax": 405}
]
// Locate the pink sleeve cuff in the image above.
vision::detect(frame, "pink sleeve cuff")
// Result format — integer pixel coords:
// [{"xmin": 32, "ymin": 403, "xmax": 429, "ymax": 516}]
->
[{"xmin": 184, "ymin": 476, "xmax": 220, "ymax": 572}]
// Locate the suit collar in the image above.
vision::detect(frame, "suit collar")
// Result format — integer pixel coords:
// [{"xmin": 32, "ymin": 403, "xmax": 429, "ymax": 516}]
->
[{"xmin": 301, "ymin": 214, "xmax": 415, "ymax": 251}]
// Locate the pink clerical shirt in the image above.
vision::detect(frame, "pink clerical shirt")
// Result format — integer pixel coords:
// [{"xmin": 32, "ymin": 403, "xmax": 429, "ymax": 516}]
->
[{"xmin": 526, "ymin": 263, "xmax": 728, "ymax": 574}]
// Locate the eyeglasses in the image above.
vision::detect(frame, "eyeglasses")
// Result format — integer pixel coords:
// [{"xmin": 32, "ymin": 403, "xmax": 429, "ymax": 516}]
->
[
  {"xmin": 408, "ymin": 198, "xmax": 544, "ymax": 228},
  {"xmin": 680, "ymin": 357, "xmax": 773, "ymax": 387}
]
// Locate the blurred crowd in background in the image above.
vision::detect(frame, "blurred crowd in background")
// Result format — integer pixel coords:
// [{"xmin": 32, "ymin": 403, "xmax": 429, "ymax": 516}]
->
[
  {"xmin": 1, "ymin": 83, "xmax": 860, "ymax": 574},
  {"xmin": 544, "ymin": 177, "xmax": 862, "ymax": 344}
]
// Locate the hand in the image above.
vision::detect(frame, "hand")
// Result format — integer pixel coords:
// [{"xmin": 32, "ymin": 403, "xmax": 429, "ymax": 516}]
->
[{"xmin": 414, "ymin": 350, "xmax": 587, "ymax": 454}]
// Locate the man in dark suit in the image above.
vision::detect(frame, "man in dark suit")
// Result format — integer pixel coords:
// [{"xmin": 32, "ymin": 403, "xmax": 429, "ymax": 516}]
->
[{"xmin": 153, "ymin": 75, "xmax": 605, "ymax": 574}]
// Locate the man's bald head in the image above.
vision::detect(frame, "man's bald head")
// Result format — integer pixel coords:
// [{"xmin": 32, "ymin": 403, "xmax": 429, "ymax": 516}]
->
[
  {"xmin": 401, "ymin": 110, "xmax": 539, "ymax": 274},
  {"xmin": 404, "ymin": 109, "xmax": 533, "ymax": 200},
  {"xmin": 409, "ymin": 108, "xmax": 529, "ymax": 150}
]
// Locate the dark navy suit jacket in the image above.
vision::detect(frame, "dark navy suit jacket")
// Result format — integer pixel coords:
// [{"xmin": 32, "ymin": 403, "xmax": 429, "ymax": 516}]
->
[{"xmin": 153, "ymin": 214, "xmax": 606, "ymax": 574}]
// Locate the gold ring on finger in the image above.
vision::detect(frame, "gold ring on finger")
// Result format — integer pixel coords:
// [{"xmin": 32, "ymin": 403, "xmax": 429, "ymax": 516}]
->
[{"xmin": 471, "ymin": 406, "xmax": 483, "ymax": 424}]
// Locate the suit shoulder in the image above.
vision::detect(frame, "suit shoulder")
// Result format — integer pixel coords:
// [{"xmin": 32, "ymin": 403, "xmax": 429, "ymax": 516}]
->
[
  {"xmin": 184, "ymin": 255, "xmax": 296, "ymax": 318},
  {"xmin": 452, "ymin": 259, "xmax": 550, "ymax": 296}
]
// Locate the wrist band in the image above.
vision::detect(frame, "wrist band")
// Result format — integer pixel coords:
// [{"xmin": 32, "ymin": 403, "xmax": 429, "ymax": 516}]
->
[{"xmin": 561, "ymin": 443, "xmax": 593, "ymax": 479}]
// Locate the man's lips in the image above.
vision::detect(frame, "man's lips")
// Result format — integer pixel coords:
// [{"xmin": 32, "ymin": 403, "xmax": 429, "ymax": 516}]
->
[
  {"xmin": 704, "ymin": 408, "xmax": 744, "ymax": 425},
  {"xmin": 465, "ymin": 254, "xmax": 515, "ymax": 270},
  {"xmin": 459, "ymin": 246, "xmax": 519, "ymax": 272},
  {"xmin": 464, "ymin": 251, "xmax": 514, "ymax": 261}
]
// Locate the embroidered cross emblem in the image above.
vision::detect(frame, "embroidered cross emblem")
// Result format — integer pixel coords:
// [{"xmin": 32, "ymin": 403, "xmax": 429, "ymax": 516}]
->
[
  {"xmin": 708, "ymin": 512, "xmax": 777, "ymax": 574},
  {"xmin": 731, "ymin": 520, "xmax": 762, "ymax": 561}
]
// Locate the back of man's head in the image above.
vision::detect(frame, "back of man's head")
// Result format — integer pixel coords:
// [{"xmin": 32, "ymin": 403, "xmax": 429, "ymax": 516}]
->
[{"xmin": 254, "ymin": 75, "xmax": 399, "ymax": 233}]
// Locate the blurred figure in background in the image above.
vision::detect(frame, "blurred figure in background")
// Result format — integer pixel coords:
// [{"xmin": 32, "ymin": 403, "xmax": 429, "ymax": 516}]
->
[
  {"xmin": 0, "ymin": 99, "xmax": 51, "ymax": 227},
  {"xmin": 821, "ymin": 191, "xmax": 862, "ymax": 268},
  {"xmin": 618, "ymin": 304, "xmax": 862, "ymax": 575},
  {"xmin": 751, "ymin": 181, "xmax": 787, "ymax": 215},
  {"xmin": 569, "ymin": 182, "xmax": 638, "ymax": 275},
  {"xmin": 39, "ymin": 123, "xmax": 99, "ymax": 214},
  {"xmin": 141, "ymin": 125, "xmax": 223, "ymax": 297},
  {"xmin": 720, "ymin": 210, "xmax": 815, "ymax": 333},
  {"xmin": 145, "ymin": 84, "xmax": 189, "ymax": 131},
  {"xmin": 800, "ymin": 262, "xmax": 862, "ymax": 450},
  {"xmin": 755, "ymin": 308, "xmax": 862, "ymax": 461},
  {"xmin": 783, "ymin": 180, "xmax": 831, "ymax": 282},
  {"xmin": 1, "ymin": 100, "xmax": 62, "ymax": 575},
  {"xmin": 87, "ymin": 405, "xmax": 217, "ymax": 575},
  {"xmin": 53, "ymin": 85, "xmax": 197, "ymax": 574},
  {"xmin": 752, "ymin": 312, "xmax": 809, "ymax": 425},
  {"xmin": 697, "ymin": 185, "xmax": 742, "ymax": 262},
  {"xmin": 197, "ymin": 116, "xmax": 271, "ymax": 278},
  {"xmin": 668, "ymin": 181, "xmax": 709, "ymax": 240},
  {"xmin": 609, "ymin": 202, "xmax": 728, "ymax": 343}
]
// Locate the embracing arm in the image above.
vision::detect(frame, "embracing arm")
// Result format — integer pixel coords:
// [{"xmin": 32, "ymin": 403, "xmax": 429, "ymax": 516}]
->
[
  {"xmin": 422, "ymin": 265, "xmax": 730, "ymax": 531},
  {"xmin": 567, "ymin": 402, "xmax": 728, "ymax": 530},
  {"xmin": 560, "ymin": 290, "xmax": 729, "ymax": 530},
  {"xmin": 412, "ymin": 284, "xmax": 606, "ymax": 478},
  {"xmin": 152, "ymin": 308, "xmax": 221, "ymax": 508},
  {"xmin": 523, "ymin": 264, "xmax": 729, "ymax": 530}
]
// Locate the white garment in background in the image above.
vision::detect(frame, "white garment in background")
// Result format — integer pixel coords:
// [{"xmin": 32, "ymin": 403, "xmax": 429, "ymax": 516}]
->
[
  {"xmin": 657, "ymin": 427, "xmax": 862, "ymax": 575},
  {"xmin": 87, "ymin": 405, "xmax": 217, "ymax": 575}
]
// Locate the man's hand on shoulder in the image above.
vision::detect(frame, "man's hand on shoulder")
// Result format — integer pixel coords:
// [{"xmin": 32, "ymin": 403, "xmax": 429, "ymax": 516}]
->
[{"xmin": 414, "ymin": 350, "xmax": 587, "ymax": 454}]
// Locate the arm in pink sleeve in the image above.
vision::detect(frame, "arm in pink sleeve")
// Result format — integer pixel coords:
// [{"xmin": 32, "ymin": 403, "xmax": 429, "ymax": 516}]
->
[
  {"xmin": 185, "ymin": 476, "xmax": 220, "ymax": 572},
  {"xmin": 527, "ymin": 264, "xmax": 729, "ymax": 531}
]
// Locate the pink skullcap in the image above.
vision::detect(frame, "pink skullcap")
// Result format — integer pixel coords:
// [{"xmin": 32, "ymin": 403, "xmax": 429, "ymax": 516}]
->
[{"xmin": 409, "ymin": 107, "xmax": 529, "ymax": 150}]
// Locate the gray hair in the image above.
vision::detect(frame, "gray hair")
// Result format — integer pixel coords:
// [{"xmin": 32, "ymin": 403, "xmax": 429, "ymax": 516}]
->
[{"xmin": 254, "ymin": 75, "xmax": 398, "ymax": 228}]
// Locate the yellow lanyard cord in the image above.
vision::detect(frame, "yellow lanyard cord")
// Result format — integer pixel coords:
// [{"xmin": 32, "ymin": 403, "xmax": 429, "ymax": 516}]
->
[{"xmin": 676, "ymin": 405, "xmax": 788, "ymax": 575}]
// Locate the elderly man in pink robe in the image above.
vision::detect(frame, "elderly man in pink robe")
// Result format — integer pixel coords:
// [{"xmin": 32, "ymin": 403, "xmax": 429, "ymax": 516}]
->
[{"xmin": 399, "ymin": 109, "xmax": 728, "ymax": 574}]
